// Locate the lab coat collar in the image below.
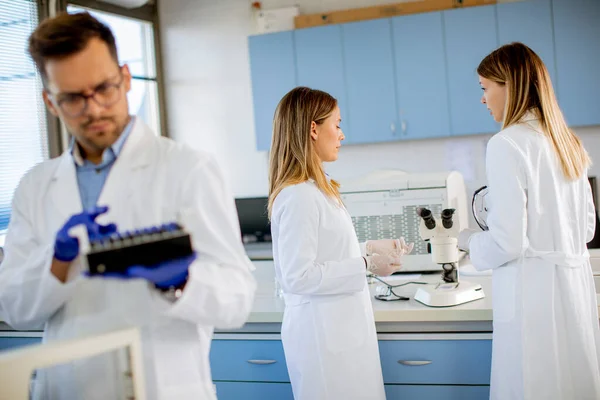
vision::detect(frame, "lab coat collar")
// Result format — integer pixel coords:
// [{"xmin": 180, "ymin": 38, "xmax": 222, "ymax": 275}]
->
[
  {"xmin": 520, "ymin": 110, "xmax": 539, "ymax": 123},
  {"xmin": 53, "ymin": 118, "xmax": 153, "ymax": 180},
  {"xmin": 115, "ymin": 117, "xmax": 154, "ymax": 170},
  {"xmin": 50, "ymin": 118, "xmax": 156, "ymax": 220},
  {"xmin": 70, "ymin": 117, "xmax": 135, "ymax": 167}
]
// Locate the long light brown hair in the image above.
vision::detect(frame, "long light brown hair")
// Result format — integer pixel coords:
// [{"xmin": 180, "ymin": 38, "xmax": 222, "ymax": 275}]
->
[
  {"xmin": 477, "ymin": 42, "xmax": 590, "ymax": 180},
  {"xmin": 268, "ymin": 87, "xmax": 341, "ymax": 218}
]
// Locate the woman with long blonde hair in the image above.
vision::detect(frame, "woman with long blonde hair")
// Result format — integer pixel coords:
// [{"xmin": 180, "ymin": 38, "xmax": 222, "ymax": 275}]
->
[
  {"xmin": 458, "ymin": 42, "xmax": 600, "ymax": 399},
  {"xmin": 268, "ymin": 87, "xmax": 411, "ymax": 400}
]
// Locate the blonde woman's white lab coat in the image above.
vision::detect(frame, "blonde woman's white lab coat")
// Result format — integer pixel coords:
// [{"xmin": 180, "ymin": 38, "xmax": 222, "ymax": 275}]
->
[
  {"xmin": 271, "ymin": 181, "xmax": 386, "ymax": 400},
  {"xmin": 0, "ymin": 120, "xmax": 257, "ymax": 400},
  {"xmin": 469, "ymin": 116, "xmax": 600, "ymax": 400}
]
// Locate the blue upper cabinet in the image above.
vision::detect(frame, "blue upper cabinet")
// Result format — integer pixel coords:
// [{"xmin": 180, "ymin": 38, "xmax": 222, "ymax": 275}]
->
[
  {"xmin": 392, "ymin": 11, "xmax": 451, "ymax": 140},
  {"xmin": 341, "ymin": 19, "xmax": 399, "ymax": 144},
  {"xmin": 294, "ymin": 26, "xmax": 351, "ymax": 141},
  {"xmin": 248, "ymin": 31, "xmax": 296, "ymax": 151},
  {"xmin": 443, "ymin": 5, "xmax": 500, "ymax": 136},
  {"xmin": 552, "ymin": 0, "xmax": 600, "ymax": 127},
  {"xmin": 496, "ymin": 0, "xmax": 556, "ymax": 88}
]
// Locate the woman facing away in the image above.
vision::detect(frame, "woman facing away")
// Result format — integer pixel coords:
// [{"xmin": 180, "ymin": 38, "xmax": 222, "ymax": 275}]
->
[
  {"xmin": 458, "ymin": 42, "xmax": 600, "ymax": 400},
  {"xmin": 267, "ymin": 87, "xmax": 413, "ymax": 400}
]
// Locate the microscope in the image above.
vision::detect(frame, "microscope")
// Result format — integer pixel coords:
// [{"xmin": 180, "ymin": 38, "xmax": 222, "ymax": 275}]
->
[{"xmin": 413, "ymin": 208, "xmax": 485, "ymax": 307}]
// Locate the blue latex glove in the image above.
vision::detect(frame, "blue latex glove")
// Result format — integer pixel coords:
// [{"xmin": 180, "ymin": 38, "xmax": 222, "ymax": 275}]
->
[
  {"xmin": 126, "ymin": 253, "xmax": 197, "ymax": 290},
  {"xmin": 54, "ymin": 206, "xmax": 117, "ymax": 262}
]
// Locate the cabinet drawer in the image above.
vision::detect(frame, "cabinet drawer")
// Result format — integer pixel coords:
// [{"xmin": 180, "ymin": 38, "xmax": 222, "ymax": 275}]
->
[
  {"xmin": 0, "ymin": 337, "xmax": 42, "ymax": 352},
  {"xmin": 210, "ymin": 340, "xmax": 289, "ymax": 382},
  {"xmin": 385, "ymin": 384, "xmax": 489, "ymax": 399},
  {"xmin": 215, "ymin": 382, "xmax": 293, "ymax": 400},
  {"xmin": 379, "ymin": 340, "xmax": 491, "ymax": 385}
]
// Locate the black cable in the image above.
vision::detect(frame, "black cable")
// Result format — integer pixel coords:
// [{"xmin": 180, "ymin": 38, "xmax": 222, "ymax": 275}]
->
[
  {"xmin": 369, "ymin": 274, "xmax": 428, "ymax": 301},
  {"xmin": 369, "ymin": 274, "xmax": 428, "ymax": 288}
]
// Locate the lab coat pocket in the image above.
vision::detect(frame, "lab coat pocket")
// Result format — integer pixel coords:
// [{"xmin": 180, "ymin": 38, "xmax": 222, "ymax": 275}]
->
[
  {"xmin": 314, "ymin": 292, "xmax": 368, "ymax": 354},
  {"xmin": 492, "ymin": 265, "xmax": 518, "ymax": 323}
]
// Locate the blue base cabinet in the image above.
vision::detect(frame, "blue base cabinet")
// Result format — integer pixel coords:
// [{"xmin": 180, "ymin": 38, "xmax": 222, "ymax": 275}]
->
[
  {"xmin": 210, "ymin": 339, "xmax": 289, "ymax": 382},
  {"xmin": 378, "ymin": 339, "xmax": 492, "ymax": 385},
  {"xmin": 215, "ymin": 382, "xmax": 294, "ymax": 399},
  {"xmin": 210, "ymin": 337, "xmax": 492, "ymax": 399},
  {"xmin": 214, "ymin": 382, "xmax": 489, "ymax": 400},
  {"xmin": 0, "ymin": 336, "xmax": 42, "ymax": 352},
  {"xmin": 1, "ymin": 334, "xmax": 492, "ymax": 399},
  {"xmin": 385, "ymin": 384, "xmax": 490, "ymax": 399}
]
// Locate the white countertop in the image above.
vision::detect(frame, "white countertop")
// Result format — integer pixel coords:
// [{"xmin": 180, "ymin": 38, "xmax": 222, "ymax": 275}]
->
[
  {"xmin": 248, "ymin": 260, "xmax": 600, "ymax": 326},
  {"xmin": 248, "ymin": 261, "xmax": 494, "ymax": 324},
  {"xmin": 2, "ymin": 260, "xmax": 598, "ymax": 335}
]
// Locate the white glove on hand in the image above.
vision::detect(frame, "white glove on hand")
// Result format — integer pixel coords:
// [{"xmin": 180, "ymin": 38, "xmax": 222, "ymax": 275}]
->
[
  {"xmin": 458, "ymin": 229, "xmax": 479, "ymax": 252},
  {"xmin": 365, "ymin": 254, "xmax": 402, "ymax": 277},
  {"xmin": 366, "ymin": 237, "xmax": 414, "ymax": 257}
]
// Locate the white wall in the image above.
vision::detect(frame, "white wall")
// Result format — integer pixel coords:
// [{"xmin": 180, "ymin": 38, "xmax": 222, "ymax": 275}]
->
[{"xmin": 158, "ymin": 0, "xmax": 600, "ymax": 200}]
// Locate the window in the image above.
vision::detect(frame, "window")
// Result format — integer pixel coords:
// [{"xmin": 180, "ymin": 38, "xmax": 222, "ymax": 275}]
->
[
  {"xmin": 0, "ymin": 0, "xmax": 49, "ymax": 239},
  {"xmin": 67, "ymin": 5, "xmax": 161, "ymax": 135}
]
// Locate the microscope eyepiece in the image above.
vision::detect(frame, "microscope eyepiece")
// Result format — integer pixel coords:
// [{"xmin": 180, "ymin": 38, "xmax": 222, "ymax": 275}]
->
[
  {"xmin": 417, "ymin": 207, "xmax": 436, "ymax": 230},
  {"xmin": 441, "ymin": 208, "xmax": 456, "ymax": 229}
]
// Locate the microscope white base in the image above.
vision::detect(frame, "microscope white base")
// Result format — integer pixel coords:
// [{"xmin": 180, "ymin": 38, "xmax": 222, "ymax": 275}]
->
[{"xmin": 414, "ymin": 280, "xmax": 485, "ymax": 307}]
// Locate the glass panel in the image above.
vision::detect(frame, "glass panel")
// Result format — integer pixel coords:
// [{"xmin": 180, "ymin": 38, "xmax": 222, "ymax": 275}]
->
[
  {"xmin": 67, "ymin": 4, "xmax": 161, "ymax": 135},
  {"xmin": 129, "ymin": 78, "xmax": 160, "ymax": 136},
  {"xmin": 67, "ymin": 5, "xmax": 156, "ymax": 78}
]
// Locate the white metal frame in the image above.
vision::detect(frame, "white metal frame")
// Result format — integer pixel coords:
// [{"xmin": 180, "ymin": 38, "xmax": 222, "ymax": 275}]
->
[{"xmin": 0, "ymin": 328, "xmax": 146, "ymax": 400}]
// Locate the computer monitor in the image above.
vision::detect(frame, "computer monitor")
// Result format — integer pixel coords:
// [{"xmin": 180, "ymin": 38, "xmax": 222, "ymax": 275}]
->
[{"xmin": 234, "ymin": 197, "xmax": 271, "ymax": 242}]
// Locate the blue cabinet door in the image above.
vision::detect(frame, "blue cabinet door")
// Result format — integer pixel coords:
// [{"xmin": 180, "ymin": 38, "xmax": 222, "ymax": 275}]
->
[
  {"xmin": 210, "ymin": 340, "xmax": 290, "ymax": 382},
  {"xmin": 295, "ymin": 25, "xmax": 351, "ymax": 141},
  {"xmin": 496, "ymin": 0, "xmax": 556, "ymax": 86},
  {"xmin": 392, "ymin": 11, "xmax": 451, "ymax": 140},
  {"xmin": 552, "ymin": 0, "xmax": 600, "ymax": 127},
  {"xmin": 385, "ymin": 384, "xmax": 490, "ymax": 400},
  {"xmin": 444, "ymin": 5, "xmax": 500, "ymax": 135},
  {"xmin": 215, "ymin": 382, "xmax": 294, "ymax": 400},
  {"xmin": 341, "ymin": 19, "xmax": 398, "ymax": 144},
  {"xmin": 248, "ymin": 31, "xmax": 296, "ymax": 151},
  {"xmin": 379, "ymin": 340, "xmax": 492, "ymax": 385}
]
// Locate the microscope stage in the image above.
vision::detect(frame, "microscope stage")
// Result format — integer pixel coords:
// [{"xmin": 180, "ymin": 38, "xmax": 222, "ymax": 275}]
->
[{"xmin": 414, "ymin": 280, "xmax": 485, "ymax": 307}]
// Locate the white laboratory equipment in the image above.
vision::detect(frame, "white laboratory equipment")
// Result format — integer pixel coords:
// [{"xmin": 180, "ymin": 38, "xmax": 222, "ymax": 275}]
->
[
  {"xmin": 412, "ymin": 207, "xmax": 485, "ymax": 307},
  {"xmin": 340, "ymin": 170, "xmax": 469, "ymax": 273}
]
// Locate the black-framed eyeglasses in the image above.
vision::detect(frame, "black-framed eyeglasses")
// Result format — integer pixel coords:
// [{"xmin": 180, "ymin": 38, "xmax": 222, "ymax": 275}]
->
[{"xmin": 47, "ymin": 69, "xmax": 125, "ymax": 118}]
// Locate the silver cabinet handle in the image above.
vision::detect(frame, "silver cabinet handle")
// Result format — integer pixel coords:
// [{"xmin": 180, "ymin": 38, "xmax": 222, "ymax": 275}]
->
[
  {"xmin": 398, "ymin": 360, "xmax": 432, "ymax": 366},
  {"xmin": 401, "ymin": 120, "xmax": 407, "ymax": 135},
  {"xmin": 391, "ymin": 122, "xmax": 396, "ymax": 134},
  {"xmin": 247, "ymin": 359, "xmax": 277, "ymax": 365}
]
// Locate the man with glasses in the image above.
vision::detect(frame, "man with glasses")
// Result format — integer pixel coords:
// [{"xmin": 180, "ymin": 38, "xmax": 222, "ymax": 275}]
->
[{"xmin": 0, "ymin": 12, "xmax": 256, "ymax": 400}]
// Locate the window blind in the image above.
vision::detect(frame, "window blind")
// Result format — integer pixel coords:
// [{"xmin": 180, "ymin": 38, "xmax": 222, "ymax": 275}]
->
[{"xmin": 0, "ymin": 0, "xmax": 49, "ymax": 234}]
